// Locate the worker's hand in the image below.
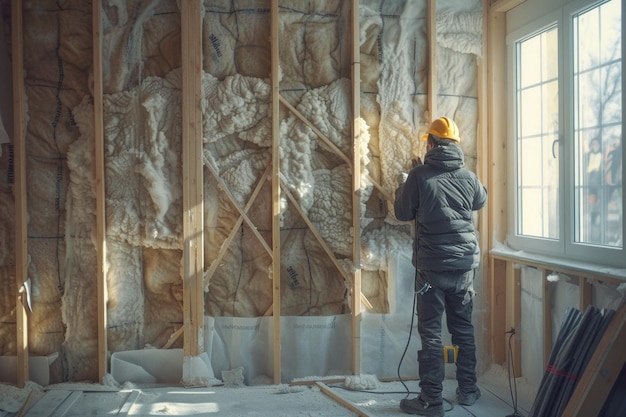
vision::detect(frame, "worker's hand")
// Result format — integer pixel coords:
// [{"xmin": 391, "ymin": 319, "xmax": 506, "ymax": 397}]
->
[
  {"xmin": 412, "ymin": 157, "xmax": 423, "ymax": 167},
  {"xmin": 397, "ymin": 172, "xmax": 408, "ymax": 185}
]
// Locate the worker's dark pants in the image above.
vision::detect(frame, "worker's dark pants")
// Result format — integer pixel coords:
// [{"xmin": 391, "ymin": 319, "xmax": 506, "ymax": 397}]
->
[{"xmin": 415, "ymin": 269, "xmax": 477, "ymax": 402}]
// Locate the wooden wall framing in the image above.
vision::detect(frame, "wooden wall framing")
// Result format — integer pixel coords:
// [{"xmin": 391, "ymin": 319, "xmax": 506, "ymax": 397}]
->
[
  {"xmin": 490, "ymin": 252, "xmax": 626, "ymax": 378},
  {"xmin": 9, "ymin": 0, "xmax": 494, "ymax": 386},
  {"xmin": 181, "ymin": 0, "xmax": 206, "ymax": 379},
  {"xmin": 350, "ymin": 0, "xmax": 362, "ymax": 376},
  {"xmin": 11, "ymin": 0, "xmax": 366, "ymax": 387},
  {"xmin": 270, "ymin": 0, "xmax": 281, "ymax": 384}
]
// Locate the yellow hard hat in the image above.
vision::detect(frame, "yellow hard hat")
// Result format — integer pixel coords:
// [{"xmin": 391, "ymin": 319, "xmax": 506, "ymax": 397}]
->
[{"xmin": 421, "ymin": 117, "xmax": 461, "ymax": 142}]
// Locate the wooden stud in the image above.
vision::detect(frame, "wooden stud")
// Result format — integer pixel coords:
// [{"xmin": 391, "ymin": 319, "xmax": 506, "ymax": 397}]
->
[
  {"xmin": 427, "ymin": 0, "xmax": 437, "ymax": 120},
  {"xmin": 350, "ymin": 0, "xmax": 362, "ymax": 376},
  {"xmin": 92, "ymin": 0, "xmax": 108, "ymax": 383},
  {"xmin": 542, "ymin": 270, "xmax": 553, "ymax": 368},
  {"xmin": 490, "ymin": 258, "xmax": 507, "ymax": 364},
  {"xmin": 12, "ymin": 0, "xmax": 28, "ymax": 389},
  {"xmin": 506, "ymin": 262, "xmax": 522, "ymax": 375},
  {"xmin": 486, "ymin": 8, "xmax": 508, "ymax": 251},
  {"xmin": 486, "ymin": 0, "xmax": 509, "ymax": 370},
  {"xmin": 579, "ymin": 276, "xmax": 592, "ymax": 311},
  {"xmin": 270, "ymin": 0, "xmax": 282, "ymax": 384},
  {"xmin": 477, "ymin": 0, "xmax": 490, "ymax": 373},
  {"xmin": 181, "ymin": 0, "xmax": 205, "ymax": 362}
]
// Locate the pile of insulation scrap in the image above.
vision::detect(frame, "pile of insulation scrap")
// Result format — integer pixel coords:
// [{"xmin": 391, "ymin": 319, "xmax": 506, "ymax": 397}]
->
[{"xmin": 528, "ymin": 306, "xmax": 615, "ymax": 417}]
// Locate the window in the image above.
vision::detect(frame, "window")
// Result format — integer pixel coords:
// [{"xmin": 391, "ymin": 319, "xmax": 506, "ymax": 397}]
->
[
  {"xmin": 508, "ymin": 0, "xmax": 624, "ymax": 267},
  {"xmin": 515, "ymin": 26, "xmax": 560, "ymax": 240}
]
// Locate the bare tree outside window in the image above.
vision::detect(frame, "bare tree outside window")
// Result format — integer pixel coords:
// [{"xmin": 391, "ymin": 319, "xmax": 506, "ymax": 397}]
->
[{"xmin": 574, "ymin": 0, "xmax": 622, "ymax": 247}]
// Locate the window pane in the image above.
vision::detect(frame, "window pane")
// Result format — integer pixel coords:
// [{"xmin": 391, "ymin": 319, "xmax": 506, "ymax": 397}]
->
[
  {"xmin": 574, "ymin": 0, "xmax": 622, "ymax": 248},
  {"xmin": 520, "ymin": 36, "xmax": 541, "ymax": 87},
  {"xmin": 516, "ymin": 26, "xmax": 560, "ymax": 240},
  {"xmin": 600, "ymin": 0, "xmax": 622, "ymax": 63},
  {"xmin": 602, "ymin": 63, "xmax": 622, "ymax": 124},
  {"xmin": 520, "ymin": 189, "xmax": 543, "ymax": 236},
  {"xmin": 520, "ymin": 86, "xmax": 542, "ymax": 138},
  {"xmin": 543, "ymin": 80, "xmax": 559, "ymax": 134},
  {"xmin": 576, "ymin": 6, "xmax": 600, "ymax": 71},
  {"xmin": 543, "ymin": 28, "xmax": 559, "ymax": 81}
]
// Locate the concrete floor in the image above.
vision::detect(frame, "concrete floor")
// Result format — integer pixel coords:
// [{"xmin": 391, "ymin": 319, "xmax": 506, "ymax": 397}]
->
[{"xmin": 13, "ymin": 377, "xmax": 533, "ymax": 417}]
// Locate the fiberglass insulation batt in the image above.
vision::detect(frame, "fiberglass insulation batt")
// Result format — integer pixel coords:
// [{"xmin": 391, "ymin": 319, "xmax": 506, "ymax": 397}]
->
[{"xmin": 0, "ymin": 0, "xmax": 483, "ymax": 382}]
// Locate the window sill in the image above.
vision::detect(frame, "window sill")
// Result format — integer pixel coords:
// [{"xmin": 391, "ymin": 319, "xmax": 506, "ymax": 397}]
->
[{"xmin": 490, "ymin": 243, "xmax": 626, "ymax": 283}]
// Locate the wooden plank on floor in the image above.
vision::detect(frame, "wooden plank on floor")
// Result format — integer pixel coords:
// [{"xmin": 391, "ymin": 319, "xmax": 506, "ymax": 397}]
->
[
  {"xmin": 24, "ymin": 390, "xmax": 74, "ymax": 417},
  {"xmin": 317, "ymin": 379, "xmax": 522, "ymax": 417},
  {"xmin": 49, "ymin": 391, "xmax": 82, "ymax": 417},
  {"xmin": 316, "ymin": 382, "xmax": 373, "ymax": 417},
  {"xmin": 16, "ymin": 391, "xmax": 32, "ymax": 417},
  {"xmin": 117, "ymin": 390, "xmax": 140, "ymax": 416}
]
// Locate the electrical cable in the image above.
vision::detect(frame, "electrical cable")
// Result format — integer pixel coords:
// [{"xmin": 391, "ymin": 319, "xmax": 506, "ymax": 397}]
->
[
  {"xmin": 505, "ymin": 329, "xmax": 524, "ymax": 417},
  {"xmin": 325, "ymin": 268, "xmax": 457, "ymax": 413},
  {"xmin": 394, "ymin": 281, "xmax": 454, "ymax": 413},
  {"xmin": 397, "ymin": 288, "xmax": 418, "ymax": 397}
]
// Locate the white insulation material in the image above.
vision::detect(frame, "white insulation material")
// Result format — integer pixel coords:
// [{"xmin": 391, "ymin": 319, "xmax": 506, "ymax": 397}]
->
[
  {"xmin": 0, "ymin": 0, "xmax": 492, "ymax": 383},
  {"xmin": 520, "ymin": 267, "xmax": 545, "ymax": 386}
]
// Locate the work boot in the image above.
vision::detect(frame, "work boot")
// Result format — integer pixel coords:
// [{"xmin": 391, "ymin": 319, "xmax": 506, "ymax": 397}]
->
[
  {"xmin": 399, "ymin": 396, "xmax": 444, "ymax": 416},
  {"xmin": 456, "ymin": 387, "xmax": 481, "ymax": 406}
]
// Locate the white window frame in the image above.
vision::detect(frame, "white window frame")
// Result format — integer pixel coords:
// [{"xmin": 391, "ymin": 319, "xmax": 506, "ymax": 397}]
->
[{"xmin": 506, "ymin": 0, "xmax": 625, "ymax": 268}]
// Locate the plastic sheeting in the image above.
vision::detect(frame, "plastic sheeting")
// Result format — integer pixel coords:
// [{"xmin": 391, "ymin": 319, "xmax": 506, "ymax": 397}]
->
[
  {"xmin": 520, "ymin": 266, "xmax": 546, "ymax": 384},
  {"xmin": 206, "ymin": 315, "xmax": 352, "ymax": 384}
]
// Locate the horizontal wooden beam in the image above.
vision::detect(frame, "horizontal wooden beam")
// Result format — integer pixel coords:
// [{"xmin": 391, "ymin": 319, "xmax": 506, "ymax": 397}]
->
[{"xmin": 490, "ymin": 0, "xmax": 526, "ymax": 13}]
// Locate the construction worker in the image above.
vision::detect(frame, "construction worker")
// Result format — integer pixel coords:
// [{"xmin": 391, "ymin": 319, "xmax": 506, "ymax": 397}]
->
[{"xmin": 394, "ymin": 117, "xmax": 487, "ymax": 416}]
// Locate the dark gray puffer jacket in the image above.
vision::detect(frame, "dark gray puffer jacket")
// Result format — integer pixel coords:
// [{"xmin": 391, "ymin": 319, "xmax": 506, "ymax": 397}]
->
[{"xmin": 394, "ymin": 144, "xmax": 487, "ymax": 272}]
